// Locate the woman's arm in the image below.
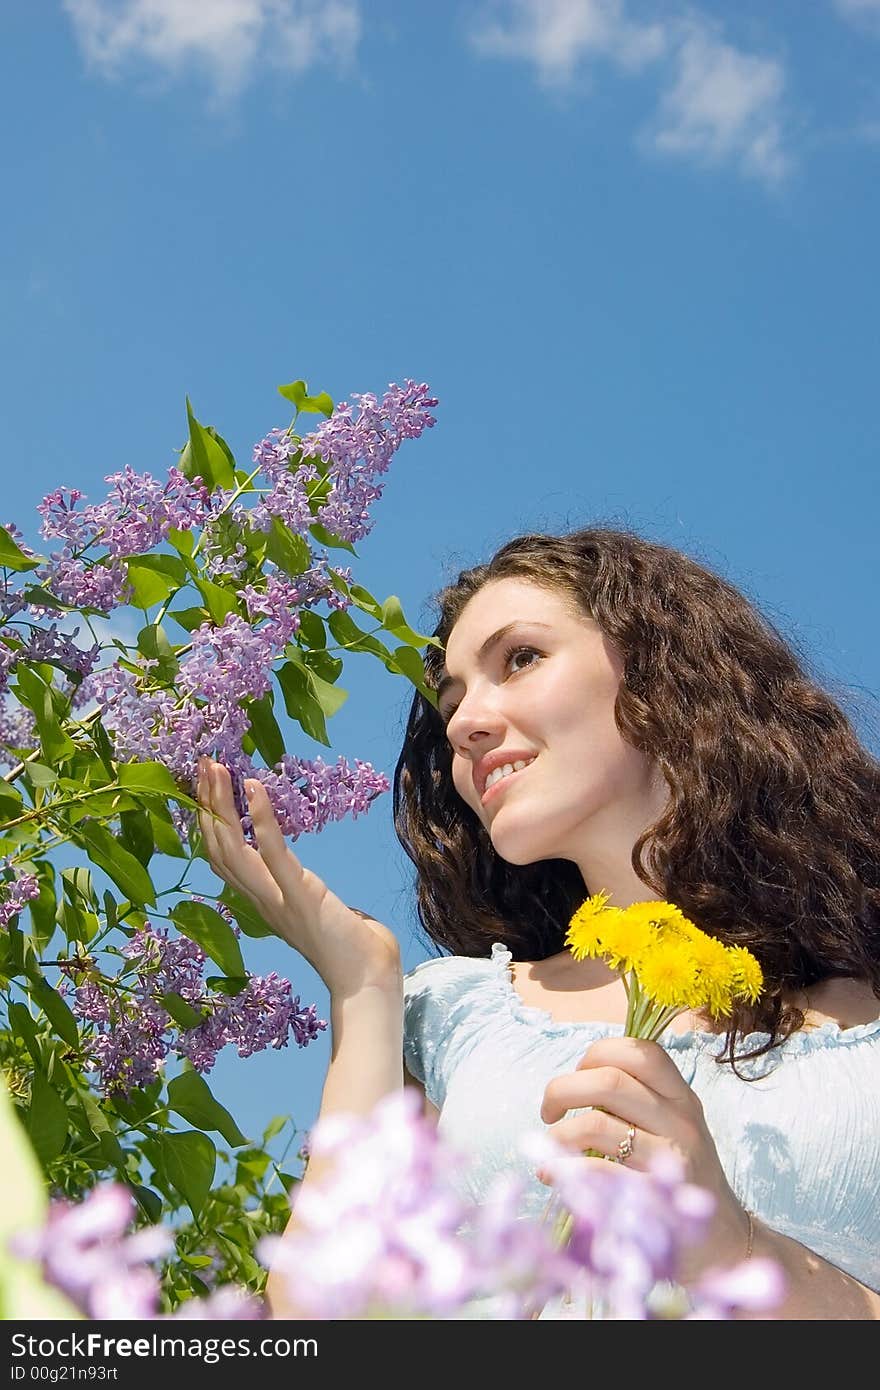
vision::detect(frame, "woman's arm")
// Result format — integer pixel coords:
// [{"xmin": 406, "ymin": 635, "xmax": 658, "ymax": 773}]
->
[
  {"xmin": 264, "ymin": 977, "xmax": 404, "ymax": 1319},
  {"xmin": 745, "ymin": 1219, "xmax": 880, "ymax": 1320}
]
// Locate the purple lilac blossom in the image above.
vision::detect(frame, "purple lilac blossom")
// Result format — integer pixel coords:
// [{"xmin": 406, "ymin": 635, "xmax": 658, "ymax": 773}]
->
[
  {"xmin": 0, "ymin": 871, "xmax": 40, "ymax": 929},
  {"xmin": 300, "ymin": 380, "xmax": 437, "ymax": 544},
  {"xmin": 10, "ymin": 1182, "xmax": 171, "ymax": 1319},
  {"xmin": 257, "ymin": 1089, "xmax": 569, "ymax": 1320},
  {"xmin": 523, "ymin": 1134, "xmax": 785, "ymax": 1319},
  {"xmin": 70, "ymin": 922, "xmax": 326, "ymax": 1096},
  {"xmin": 251, "ymin": 381, "xmax": 437, "ymax": 545},
  {"xmin": 0, "ymin": 621, "xmax": 100, "ymax": 696},
  {"xmin": 11, "ymin": 1181, "xmax": 264, "ymax": 1321},
  {"xmin": 0, "ymin": 699, "xmax": 36, "ymax": 767},
  {"xmin": 36, "ymin": 468, "xmax": 212, "ymax": 558}
]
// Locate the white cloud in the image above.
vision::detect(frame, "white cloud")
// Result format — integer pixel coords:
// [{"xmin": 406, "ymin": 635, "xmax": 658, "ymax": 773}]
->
[
  {"xmin": 833, "ymin": 0, "xmax": 880, "ymax": 20},
  {"xmin": 468, "ymin": 0, "xmax": 666, "ymax": 85},
  {"xmin": 63, "ymin": 0, "xmax": 362, "ymax": 97},
  {"xmin": 468, "ymin": 2, "xmax": 790, "ymax": 183},
  {"xmin": 649, "ymin": 24, "xmax": 788, "ymax": 183}
]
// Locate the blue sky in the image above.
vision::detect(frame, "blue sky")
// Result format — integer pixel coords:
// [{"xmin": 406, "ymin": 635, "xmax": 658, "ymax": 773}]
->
[{"xmin": 2, "ymin": 0, "xmax": 879, "ymax": 1156}]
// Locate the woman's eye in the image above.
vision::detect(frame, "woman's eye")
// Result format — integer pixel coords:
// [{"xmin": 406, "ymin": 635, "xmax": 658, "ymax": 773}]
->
[
  {"xmin": 440, "ymin": 646, "xmax": 542, "ymax": 727},
  {"xmin": 505, "ymin": 645, "xmax": 540, "ymax": 674}
]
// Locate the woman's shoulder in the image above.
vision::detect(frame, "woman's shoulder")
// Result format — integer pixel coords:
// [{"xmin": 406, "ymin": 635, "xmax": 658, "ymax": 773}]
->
[{"xmin": 403, "ymin": 941, "xmax": 510, "ymax": 1000}]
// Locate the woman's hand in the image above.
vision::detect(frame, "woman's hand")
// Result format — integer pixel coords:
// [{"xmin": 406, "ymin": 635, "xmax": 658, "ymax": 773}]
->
[
  {"xmin": 195, "ymin": 756, "xmax": 401, "ymax": 1000},
  {"xmin": 539, "ymin": 1035, "xmax": 751, "ymax": 1280}
]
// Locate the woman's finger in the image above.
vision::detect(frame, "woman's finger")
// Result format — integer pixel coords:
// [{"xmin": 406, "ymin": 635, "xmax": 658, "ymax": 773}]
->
[
  {"xmin": 547, "ymin": 1109, "xmax": 651, "ymax": 1169},
  {"xmin": 197, "ymin": 760, "xmax": 280, "ymax": 908},
  {"xmin": 575, "ymin": 1036, "xmax": 691, "ymax": 1101},
  {"xmin": 244, "ymin": 778, "xmax": 310, "ymax": 904},
  {"xmin": 540, "ymin": 1063, "xmax": 664, "ymax": 1132}
]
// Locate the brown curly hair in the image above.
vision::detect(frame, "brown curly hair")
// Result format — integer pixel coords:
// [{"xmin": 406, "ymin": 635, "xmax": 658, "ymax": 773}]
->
[{"xmin": 392, "ymin": 527, "xmax": 880, "ymax": 1065}]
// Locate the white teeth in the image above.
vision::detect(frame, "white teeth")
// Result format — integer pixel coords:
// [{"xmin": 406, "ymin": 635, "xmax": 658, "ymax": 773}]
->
[{"xmin": 484, "ymin": 757, "xmax": 534, "ymax": 791}]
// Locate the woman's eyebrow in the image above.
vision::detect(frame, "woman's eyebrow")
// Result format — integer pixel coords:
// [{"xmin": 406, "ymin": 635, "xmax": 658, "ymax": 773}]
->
[{"xmin": 436, "ymin": 621, "xmax": 553, "ymax": 704}]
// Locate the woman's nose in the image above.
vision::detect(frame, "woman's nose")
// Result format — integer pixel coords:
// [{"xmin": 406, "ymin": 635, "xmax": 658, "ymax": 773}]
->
[{"xmin": 446, "ymin": 690, "xmax": 505, "ymax": 744}]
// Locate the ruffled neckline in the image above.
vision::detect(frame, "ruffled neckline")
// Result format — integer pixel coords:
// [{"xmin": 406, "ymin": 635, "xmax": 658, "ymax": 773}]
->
[{"xmin": 488, "ymin": 942, "xmax": 880, "ymax": 1056}]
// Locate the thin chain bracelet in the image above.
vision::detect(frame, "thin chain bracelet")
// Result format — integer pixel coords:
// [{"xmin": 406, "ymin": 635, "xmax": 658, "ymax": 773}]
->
[{"xmin": 745, "ymin": 1209, "xmax": 755, "ymax": 1259}]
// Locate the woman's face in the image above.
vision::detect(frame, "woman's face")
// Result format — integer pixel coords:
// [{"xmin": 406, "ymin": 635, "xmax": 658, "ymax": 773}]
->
[{"xmin": 439, "ymin": 577, "xmax": 666, "ymax": 876}]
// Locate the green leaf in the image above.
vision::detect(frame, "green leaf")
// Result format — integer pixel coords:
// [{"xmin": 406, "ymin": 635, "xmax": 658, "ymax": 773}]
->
[
  {"xmin": 387, "ymin": 644, "xmax": 435, "ymax": 700},
  {"xmin": 327, "ymin": 608, "xmax": 392, "ymax": 661},
  {"xmin": 157, "ymin": 1130, "xmax": 216, "ymax": 1219},
  {"xmin": 168, "ymin": 605, "xmax": 209, "ymax": 633},
  {"xmin": 166, "ymin": 526, "xmax": 195, "ymax": 559},
  {"xmin": 0, "ymin": 527, "xmax": 42, "ymax": 572},
  {"xmin": 180, "ymin": 398, "xmax": 235, "ymax": 490},
  {"xmin": 78, "ymin": 1089, "xmax": 127, "ymax": 1171},
  {"xmin": 27, "ymin": 978, "xmax": 79, "ymax": 1049},
  {"xmin": 119, "ymin": 807, "xmax": 155, "ymax": 866},
  {"xmin": 276, "ymin": 659, "xmax": 330, "ymax": 746},
  {"xmin": 277, "ymin": 380, "xmax": 334, "ymax": 416},
  {"xmin": 193, "ymin": 577, "xmax": 240, "ymax": 625},
  {"xmin": 167, "ymin": 1070, "xmax": 247, "ymax": 1148},
  {"xmin": 28, "ymin": 861, "xmax": 57, "ymax": 953},
  {"xmin": 304, "ymin": 659, "xmax": 348, "ymax": 719},
  {"xmin": 160, "ymin": 991, "xmax": 204, "ymax": 1030},
  {"xmin": 0, "ymin": 782, "xmax": 24, "ymax": 823},
  {"xmin": 14, "ymin": 665, "xmax": 75, "ymax": 762},
  {"xmin": 204, "ymin": 975, "xmax": 248, "ymax": 996},
  {"xmin": 169, "ymin": 900, "xmax": 245, "ymax": 978},
  {"xmin": 218, "ymin": 884, "xmax": 274, "ymax": 939},
  {"xmin": 136, "ymin": 622, "xmax": 179, "ymax": 684},
  {"xmin": 147, "ymin": 804, "xmax": 189, "ymax": 859},
  {"xmin": 308, "ymin": 522, "xmax": 357, "ymax": 555},
  {"xmin": 27, "ymin": 1073, "xmax": 68, "ymax": 1165},
  {"xmin": 76, "ymin": 821, "xmax": 156, "ymax": 905},
  {"xmin": 380, "ymin": 595, "xmax": 438, "ymax": 647},
  {"xmin": 118, "ymin": 759, "xmax": 193, "ymax": 803},
  {"xmin": 125, "ymin": 553, "xmax": 189, "ymax": 609},
  {"xmin": 131, "ymin": 1185, "xmax": 164, "ymax": 1223},
  {"xmin": 264, "ymin": 517, "xmax": 311, "ymax": 578},
  {"xmin": 303, "ymin": 649, "xmax": 342, "ymax": 688},
  {"xmin": 61, "ymin": 866, "xmax": 97, "ymax": 909},
  {"xmin": 8, "ymin": 1001, "xmax": 41, "ymax": 1065},
  {"xmin": 24, "ymin": 763, "xmax": 58, "ymax": 788},
  {"xmin": 297, "ymin": 610, "xmax": 327, "ymax": 649},
  {"xmin": 262, "ymin": 1114, "xmax": 289, "ymax": 1143},
  {"xmin": 244, "ymin": 692, "xmax": 285, "ymax": 767}
]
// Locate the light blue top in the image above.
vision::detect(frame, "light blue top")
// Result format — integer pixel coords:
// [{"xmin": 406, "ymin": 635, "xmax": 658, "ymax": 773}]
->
[{"xmin": 403, "ymin": 942, "xmax": 880, "ymax": 1305}]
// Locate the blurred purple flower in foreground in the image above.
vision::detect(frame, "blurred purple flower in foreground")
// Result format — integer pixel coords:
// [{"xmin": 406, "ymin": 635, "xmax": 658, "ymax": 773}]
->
[{"xmin": 11, "ymin": 1183, "xmax": 263, "ymax": 1320}]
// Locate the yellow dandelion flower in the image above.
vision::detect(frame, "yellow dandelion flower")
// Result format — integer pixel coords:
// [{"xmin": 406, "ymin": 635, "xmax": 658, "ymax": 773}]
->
[
  {"xmin": 565, "ymin": 892, "xmax": 617, "ymax": 961},
  {"xmin": 728, "ymin": 945, "xmax": 764, "ymax": 1005},
  {"xmin": 595, "ymin": 912, "xmax": 658, "ymax": 973},
  {"xmin": 620, "ymin": 900, "xmax": 688, "ymax": 934},
  {"xmin": 633, "ymin": 940, "xmax": 700, "ymax": 1011},
  {"xmin": 690, "ymin": 933, "xmax": 738, "ymax": 1017}
]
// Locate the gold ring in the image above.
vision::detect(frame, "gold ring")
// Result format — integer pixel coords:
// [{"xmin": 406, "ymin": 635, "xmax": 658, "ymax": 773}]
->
[{"xmin": 616, "ymin": 1124, "xmax": 636, "ymax": 1164}]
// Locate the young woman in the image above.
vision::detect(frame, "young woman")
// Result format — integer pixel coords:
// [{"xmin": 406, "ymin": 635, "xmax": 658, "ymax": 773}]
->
[{"xmin": 196, "ymin": 528, "xmax": 880, "ymax": 1319}]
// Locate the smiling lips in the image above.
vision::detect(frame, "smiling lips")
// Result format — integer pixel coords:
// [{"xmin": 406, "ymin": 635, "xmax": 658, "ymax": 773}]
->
[{"xmin": 480, "ymin": 756, "xmax": 536, "ymax": 806}]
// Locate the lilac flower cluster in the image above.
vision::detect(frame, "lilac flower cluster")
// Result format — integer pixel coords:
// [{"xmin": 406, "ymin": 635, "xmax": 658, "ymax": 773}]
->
[
  {"xmin": 65, "ymin": 921, "xmax": 326, "ymax": 1096},
  {"xmin": 10, "ymin": 1182, "xmax": 263, "ymax": 1320},
  {"xmin": 524, "ymin": 1133, "xmax": 786, "ymax": 1319},
  {"xmin": 0, "ymin": 869, "xmax": 40, "ymax": 929},
  {"xmin": 35, "ymin": 467, "xmax": 213, "ymax": 613},
  {"xmin": 0, "ymin": 699, "xmax": 36, "ymax": 768},
  {"xmin": 0, "ymin": 620, "xmax": 100, "ymax": 697},
  {"xmin": 248, "ymin": 754, "xmax": 389, "ymax": 840},
  {"xmin": 252, "ymin": 380, "xmax": 437, "ymax": 544},
  {"xmin": 258, "ymin": 1092, "xmax": 786, "ymax": 1321},
  {"xmin": 11, "ymin": 1182, "xmax": 172, "ymax": 1318},
  {"xmin": 258, "ymin": 1089, "xmax": 571, "ymax": 1319}
]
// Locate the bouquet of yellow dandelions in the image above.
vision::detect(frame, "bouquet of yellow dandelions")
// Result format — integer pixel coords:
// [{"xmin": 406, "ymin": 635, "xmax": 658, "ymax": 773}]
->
[
  {"xmin": 565, "ymin": 892, "xmax": 764, "ymax": 1039},
  {"xmin": 528, "ymin": 895, "xmax": 764, "ymax": 1315}
]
